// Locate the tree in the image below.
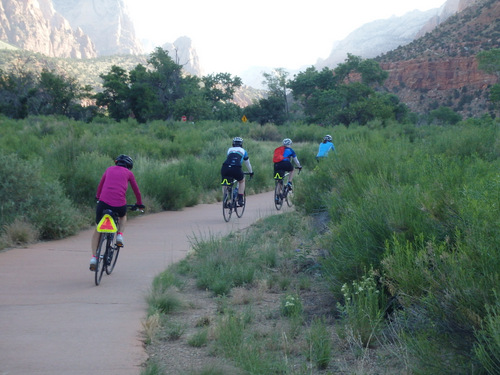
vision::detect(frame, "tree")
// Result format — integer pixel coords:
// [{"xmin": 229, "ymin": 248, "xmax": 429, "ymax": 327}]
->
[
  {"xmin": 477, "ymin": 49, "xmax": 500, "ymax": 77},
  {"xmin": 262, "ymin": 68, "xmax": 290, "ymax": 120},
  {"xmin": 0, "ymin": 69, "xmax": 37, "ymax": 119},
  {"xmin": 36, "ymin": 69, "xmax": 82, "ymax": 116},
  {"xmin": 129, "ymin": 64, "xmax": 160, "ymax": 123},
  {"xmin": 358, "ymin": 59, "xmax": 389, "ymax": 86},
  {"xmin": 95, "ymin": 65, "xmax": 131, "ymax": 121},
  {"xmin": 244, "ymin": 96, "xmax": 287, "ymax": 125},
  {"xmin": 288, "ymin": 56, "xmax": 403, "ymax": 126},
  {"xmin": 477, "ymin": 49, "xmax": 500, "ymax": 112},
  {"xmin": 147, "ymin": 47, "xmax": 184, "ymax": 119},
  {"xmin": 202, "ymin": 72, "xmax": 242, "ymax": 105},
  {"xmin": 333, "ymin": 54, "xmax": 362, "ymax": 83},
  {"xmin": 429, "ymin": 106, "xmax": 462, "ymax": 125}
]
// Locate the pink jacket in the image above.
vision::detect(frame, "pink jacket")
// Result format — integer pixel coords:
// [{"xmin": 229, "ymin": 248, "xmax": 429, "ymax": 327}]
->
[{"xmin": 96, "ymin": 165, "xmax": 143, "ymax": 207}]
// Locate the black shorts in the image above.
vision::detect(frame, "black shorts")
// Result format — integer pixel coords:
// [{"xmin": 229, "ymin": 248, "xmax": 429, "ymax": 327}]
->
[
  {"xmin": 221, "ymin": 164, "xmax": 244, "ymax": 182},
  {"xmin": 95, "ymin": 201, "xmax": 127, "ymax": 224},
  {"xmin": 274, "ymin": 160, "xmax": 293, "ymax": 173}
]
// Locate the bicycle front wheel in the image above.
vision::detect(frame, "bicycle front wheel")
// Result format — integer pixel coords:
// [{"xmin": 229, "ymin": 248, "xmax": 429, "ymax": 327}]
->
[
  {"xmin": 94, "ymin": 234, "xmax": 107, "ymax": 285},
  {"xmin": 285, "ymin": 184, "xmax": 294, "ymax": 207},
  {"xmin": 274, "ymin": 181, "xmax": 283, "ymax": 210},
  {"xmin": 222, "ymin": 187, "xmax": 232, "ymax": 222},
  {"xmin": 235, "ymin": 192, "xmax": 246, "ymax": 217}
]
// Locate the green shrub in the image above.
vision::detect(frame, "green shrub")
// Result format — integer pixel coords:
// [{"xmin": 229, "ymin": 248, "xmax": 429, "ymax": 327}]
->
[
  {"xmin": 337, "ymin": 269, "xmax": 387, "ymax": 347},
  {"xmin": 2, "ymin": 218, "xmax": 39, "ymax": 246},
  {"xmin": 0, "ymin": 153, "xmax": 85, "ymax": 239},
  {"xmin": 306, "ymin": 317, "xmax": 333, "ymax": 370},
  {"xmin": 280, "ymin": 292, "xmax": 303, "ymax": 318},
  {"xmin": 474, "ymin": 300, "xmax": 500, "ymax": 374}
]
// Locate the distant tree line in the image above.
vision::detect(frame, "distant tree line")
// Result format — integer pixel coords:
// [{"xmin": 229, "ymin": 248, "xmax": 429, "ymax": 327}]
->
[
  {"xmin": 0, "ymin": 67, "xmax": 95, "ymax": 121},
  {"xmin": 244, "ymin": 54, "xmax": 410, "ymax": 126},
  {"xmin": 2, "ymin": 48, "xmax": 463, "ymax": 126},
  {"xmin": 0, "ymin": 47, "xmax": 243, "ymax": 123}
]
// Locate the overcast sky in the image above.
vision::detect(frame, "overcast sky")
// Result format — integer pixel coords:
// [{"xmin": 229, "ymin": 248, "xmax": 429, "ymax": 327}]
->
[{"xmin": 125, "ymin": 0, "xmax": 446, "ymax": 76}]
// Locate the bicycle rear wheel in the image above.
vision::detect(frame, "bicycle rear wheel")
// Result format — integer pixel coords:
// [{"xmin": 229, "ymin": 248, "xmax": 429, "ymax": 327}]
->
[
  {"xmin": 94, "ymin": 234, "xmax": 107, "ymax": 285},
  {"xmin": 274, "ymin": 181, "xmax": 283, "ymax": 210},
  {"xmin": 222, "ymin": 187, "xmax": 232, "ymax": 222},
  {"xmin": 235, "ymin": 191, "xmax": 246, "ymax": 217},
  {"xmin": 105, "ymin": 234, "xmax": 119, "ymax": 275}
]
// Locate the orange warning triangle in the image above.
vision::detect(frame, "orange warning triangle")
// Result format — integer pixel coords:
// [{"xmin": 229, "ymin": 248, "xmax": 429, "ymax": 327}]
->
[{"xmin": 97, "ymin": 214, "xmax": 118, "ymax": 233}]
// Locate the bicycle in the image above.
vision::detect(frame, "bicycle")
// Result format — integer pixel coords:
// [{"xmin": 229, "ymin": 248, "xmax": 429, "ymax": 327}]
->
[
  {"xmin": 94, "ymin": 204, "xmax": 143, "ymax": 286},
  {"xmin": 274, "ymin": 168, "xmax": 301, "ymax": 210},
  {"xmin": 221, "ymin": 172, "xmax": 252, "ymax": 222}
]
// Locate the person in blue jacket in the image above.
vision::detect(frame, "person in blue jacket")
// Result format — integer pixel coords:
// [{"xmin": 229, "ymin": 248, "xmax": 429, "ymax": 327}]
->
[{"xmin": 316, "ymin": 134, "xmax": 335, "ymax": 161}]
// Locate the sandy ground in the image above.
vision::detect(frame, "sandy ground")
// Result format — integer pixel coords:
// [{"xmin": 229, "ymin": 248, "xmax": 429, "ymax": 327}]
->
[{"xmin": 0, "ymin": 191, "xmax": 286, "ymax": 375}]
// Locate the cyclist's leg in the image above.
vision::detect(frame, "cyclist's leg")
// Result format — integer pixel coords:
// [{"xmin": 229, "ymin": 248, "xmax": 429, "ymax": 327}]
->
[
  {"xmin": 238, "ymin": 178, "xmax": 245, "ymax": 195},
  {"xmin": 118, "ymin": 214, "xmax": 127, "ymax": 233},
  {"xmin": 91, "ymin": 201, "xmax": 106, "ymax": 268},
  {"xmin": 234, "ymin": 168, "xmax": 245, "ymax": 194},
  {"xmin": 112, "ymin": 205, "xmax": 127, "ymax": 245},
  {"xmin": 287, "ymin": 162, "xmax": 295, "ymax": 182},
  {"xmin": 91, "ymin": 230, "xmax": 100, "ymax": 257}
]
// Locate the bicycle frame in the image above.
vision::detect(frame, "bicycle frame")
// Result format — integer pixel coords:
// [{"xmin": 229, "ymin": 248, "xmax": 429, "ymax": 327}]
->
[
  {"xmin": 273, "ymin": 168, "xmax": 300, "ymax": 210},
  {"xmin": 221, "ymin": 173, "xmax": 251, "ymax": 222},
  {"xmin": 94, "ymin": 204, "xmax": 141, "ymax": 285},
  {"xmin": 273, "ymin": 171, "xmax": 289, "ymax": 210}
]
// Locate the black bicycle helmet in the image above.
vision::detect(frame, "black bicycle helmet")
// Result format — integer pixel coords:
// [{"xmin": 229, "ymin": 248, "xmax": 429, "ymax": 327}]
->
[
  {"xmin": 232, "ymin": 137, "xmax": 243, "ymax": 147},
  {"xmin": 115, "ymin": 154, "xmax": 133, "ymax": 170}
]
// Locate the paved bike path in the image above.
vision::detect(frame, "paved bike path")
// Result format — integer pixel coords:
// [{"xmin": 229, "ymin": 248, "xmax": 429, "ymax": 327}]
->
[{"xmin": 0, "ymin": 191, "xmax": 287, "ymax": 375}]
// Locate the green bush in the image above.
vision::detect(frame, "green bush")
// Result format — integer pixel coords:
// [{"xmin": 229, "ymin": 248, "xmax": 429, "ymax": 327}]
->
[
  {"xmin": 337, "ymin": 269, "xmax": 387, "ymax": 347},
  {"xmin": 474, "ymin": 300, "xmax": 500, "ymax": 374},
  {"xmin": 0, "ymin": 153, "xmax": 85, "ymax": 239}
]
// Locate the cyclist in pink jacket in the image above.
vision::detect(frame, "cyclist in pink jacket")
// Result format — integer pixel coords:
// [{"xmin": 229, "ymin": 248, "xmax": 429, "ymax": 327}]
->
[{"xmin": 89, "ymin": 155, "xmax": 144, "ymax": 271}]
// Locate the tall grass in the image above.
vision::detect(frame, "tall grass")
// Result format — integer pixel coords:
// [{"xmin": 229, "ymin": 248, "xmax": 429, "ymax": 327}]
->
[
  {"xmin": 0, "ymin": 115, "xmax": 326, "ymax": 247},
  {"xmin": 292, "ymin": 119, "xmax": 500, "ymax": 373}
]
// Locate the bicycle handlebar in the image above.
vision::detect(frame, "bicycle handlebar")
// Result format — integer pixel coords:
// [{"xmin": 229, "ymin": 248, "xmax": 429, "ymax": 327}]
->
[{"xmin": 127, "ymin": 204, "xmax": 145, "ymax": 213}]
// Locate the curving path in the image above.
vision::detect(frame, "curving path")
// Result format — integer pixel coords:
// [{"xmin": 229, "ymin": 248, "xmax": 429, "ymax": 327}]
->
[{"xmin": 0, "ymin": 191, "xmax": 289, "ymax": 375}]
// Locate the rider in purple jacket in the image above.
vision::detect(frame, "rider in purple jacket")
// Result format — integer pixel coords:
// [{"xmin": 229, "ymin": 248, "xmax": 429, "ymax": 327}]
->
[{"xmin": 90, "ymin": 155, "xmax": 144, "ymax": 271}]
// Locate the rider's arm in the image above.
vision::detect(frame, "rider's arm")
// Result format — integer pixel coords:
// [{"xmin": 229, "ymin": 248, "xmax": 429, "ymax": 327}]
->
[
  {"xmin": 244, "ymin": 158, "xmax": 253, "ymax": 174},
  {"xmin": 129, "ymin": 172, "xmax": 143, "ymax": 206},
  {"xmin": 95, "ymin": 171, "xmax": 107, "ymax": 200},
  {"xmin": 292, "ymin": 156, "xmax": 302, "ymax": 168}
]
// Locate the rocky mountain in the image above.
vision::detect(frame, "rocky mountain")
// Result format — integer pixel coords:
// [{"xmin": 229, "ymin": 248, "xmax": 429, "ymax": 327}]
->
[
  {"xmin": 376, "ymin": 0, "xmax": 499, "ymax": 116},
  {"xmin": 316, "ymin": 9, "xmax": 439, "ymax": 71},
  {"xmin": 415, "ymin": 0, "xmax": 479, "ymax": 37},
  {"xmin": 0, "ymin": 0, "xmax": 97, "ymax": 58},
  {"xmin": 161, "ymin": 36, "xmax": 202, "ymax": 77},
  {"xmin": 0, "ymin": 0, "xmax": 143, "ymax": 58},
  {"xmin": 51, "ymin": 0, "xmax": 143, "ymax": 56},
  {"xmin": 316, "ymin": 0, "xmax": 476, "ymax": 71}
]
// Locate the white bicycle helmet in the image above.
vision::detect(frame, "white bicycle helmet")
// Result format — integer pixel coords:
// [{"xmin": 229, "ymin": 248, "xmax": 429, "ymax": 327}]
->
[
  {"xmin": 324, "ymin": 135, "xmax": 332, "ymax": 142},
  {"xmin": 283, "ymin": 138, "xmax": 292, "ymax": 146},
  {"xmin": 232, "ymin": 137, "xmax": 243, "ymax": 147}
]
